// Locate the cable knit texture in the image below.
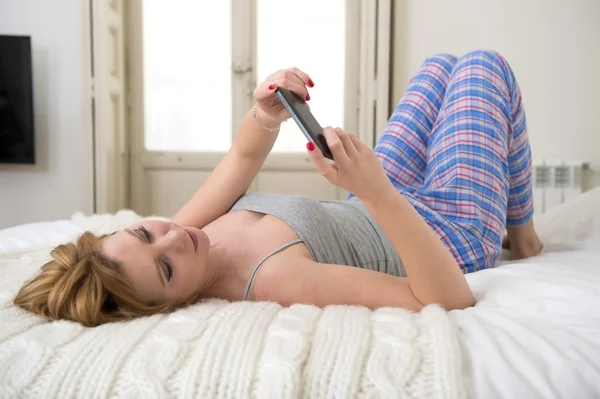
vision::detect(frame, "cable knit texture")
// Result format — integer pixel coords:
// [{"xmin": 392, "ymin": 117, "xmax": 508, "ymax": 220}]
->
[{"xmin": 0, "ymin": 211, "xmax": 465, "ymax": 399}]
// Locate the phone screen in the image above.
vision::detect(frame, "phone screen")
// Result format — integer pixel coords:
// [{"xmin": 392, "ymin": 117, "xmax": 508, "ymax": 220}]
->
[{"xmin": 275, "ymin": 87, "xmax": 333, "ymax": 159}]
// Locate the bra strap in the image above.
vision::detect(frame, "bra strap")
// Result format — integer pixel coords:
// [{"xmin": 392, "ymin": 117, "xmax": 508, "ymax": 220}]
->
[{"xmin": 242, "ymin": 237, "xmax": 303, "ymax": 301}]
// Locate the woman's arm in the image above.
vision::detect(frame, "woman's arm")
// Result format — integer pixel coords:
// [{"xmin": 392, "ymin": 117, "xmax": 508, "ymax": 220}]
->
[
  {"xmin": 305, "ymin": 127, "xmax": 475, "ymax": 310},
  {"xmin": 259, "ymin": 202, "xmax": 474, "ymax": 311},
  {"xmin": 361, "ymin": 187, "xmax": 475, "ymax": 310},
  {"xmin": 172, "ymin": 68, "xmax": 313, "ymax": 228},
  {"xmin": 258, "ymin": 259, "xmax": 425, "ymax": 311}
]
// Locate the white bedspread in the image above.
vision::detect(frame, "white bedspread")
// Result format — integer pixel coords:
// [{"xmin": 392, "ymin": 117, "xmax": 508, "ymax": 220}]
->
[{"xmin": 1, "ymin": 188, "xmax": 600, "ymax": 398}]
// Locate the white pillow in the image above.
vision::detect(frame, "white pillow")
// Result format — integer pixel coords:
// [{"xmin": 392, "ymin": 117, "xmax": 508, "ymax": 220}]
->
[{"xmin": 534, "ymin": 186, "xmax": 600, "ymax": 248}]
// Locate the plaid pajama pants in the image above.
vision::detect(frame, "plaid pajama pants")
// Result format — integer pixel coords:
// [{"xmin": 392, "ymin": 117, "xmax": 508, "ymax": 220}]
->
[{"xmin": 352, "ymin": 50, "xmax": 534, "ymax": 273}]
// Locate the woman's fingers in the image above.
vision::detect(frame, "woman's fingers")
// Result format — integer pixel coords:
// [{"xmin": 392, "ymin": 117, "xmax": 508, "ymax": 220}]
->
[
  {"xmin": 323, "ymin": 127, "xmax": 350, "ymax": 165},
  {"xmin": 254, "ymin": 77, "xmax": 309, "ymax": 102},
  {"xmin": 263, "ymin": 68, "xmax": 313, "ymax": 99},
  {"xmin": 285, "ymin": 67, "xmax": 314, "ymax": 88},
  {"xmin": 336, "ymin": 128, "xmax": 359, "ymax": 159},
  {"xmin": 306, "ymin": 141, "xmax": 336, "ymax": 179},
  {"xmin": 265, "ymin": 67, "xmax": 312, "ymax": 86},
  {"xmin": 275, "ymin": 78, "xmax": 309, "ymax": 101},
  {"xmin": 253, "ymin": 80, "xmax": 278, "ymax": 101},
  {"xmin": 348, "ymin": 134, "xmax": 366, "ymax": 152}
]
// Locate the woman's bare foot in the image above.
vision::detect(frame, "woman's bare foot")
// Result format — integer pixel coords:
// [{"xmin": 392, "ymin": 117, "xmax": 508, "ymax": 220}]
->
[
  {"xmin": 503, "ymin": 221, "xmax": 544, "ymax": 260},
  {"xmin": 504, "ymin": 234, "xmax": 544, "ymax": 260}
]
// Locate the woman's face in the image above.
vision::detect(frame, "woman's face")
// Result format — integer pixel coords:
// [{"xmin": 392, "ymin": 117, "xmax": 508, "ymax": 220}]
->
[{"xmin": 101, "ymin": 220, "xmax": 211, "ymax": 305}]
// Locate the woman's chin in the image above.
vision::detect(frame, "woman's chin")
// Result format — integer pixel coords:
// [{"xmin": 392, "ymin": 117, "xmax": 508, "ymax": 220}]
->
[
  {"xmin": 189, "ymin": 226, "xmax": 210, "ymax": 253},
  {"xmin": 198, "ymin": 230, "xmax": 210, "ymax": 251}
]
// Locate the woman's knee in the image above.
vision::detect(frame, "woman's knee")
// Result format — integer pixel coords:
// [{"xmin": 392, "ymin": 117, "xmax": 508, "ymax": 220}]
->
[
  {"xmin": 460, "ymin": 49, "xmax": 507, "ymax": 64},
  {"xmin": 455, "ymin": 49, "xmax": 514, "ymax": 85},
  {"xmin": 423, "ymin": 53, "xmax": 458, "ymax": 68}
]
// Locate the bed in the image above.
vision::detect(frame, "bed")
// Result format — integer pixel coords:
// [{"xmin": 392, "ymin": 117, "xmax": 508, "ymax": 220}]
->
[{"xmin": 1, "ymin": 188, "xmax": 599, "ymax": 399}]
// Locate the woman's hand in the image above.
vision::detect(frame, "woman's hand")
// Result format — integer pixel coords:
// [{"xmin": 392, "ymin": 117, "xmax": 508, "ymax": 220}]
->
[
  {"xmin": 306, "ymin": 127, "xmax": 393, "ymax": 202},
  {"xmin": 253, "ymin": 67, "xmax": 314, "ymax": 124}
]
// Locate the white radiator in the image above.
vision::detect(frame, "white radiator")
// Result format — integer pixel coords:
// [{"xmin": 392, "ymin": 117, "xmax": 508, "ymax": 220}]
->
[{"xmin": 532, "ymin": 160, "xmax": 589, "ymax": 215}]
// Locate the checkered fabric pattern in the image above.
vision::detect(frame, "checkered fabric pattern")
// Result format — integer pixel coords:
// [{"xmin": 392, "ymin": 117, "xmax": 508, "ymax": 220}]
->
[{"xmin": 350, "ymin": 50, "xmax": 534, "ymax": 273}]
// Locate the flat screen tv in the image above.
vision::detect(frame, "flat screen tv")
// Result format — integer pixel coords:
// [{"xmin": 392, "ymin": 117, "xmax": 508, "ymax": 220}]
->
[{"xmin": 0, "ymin": 35, "xmax": 35, "ymax": 164}]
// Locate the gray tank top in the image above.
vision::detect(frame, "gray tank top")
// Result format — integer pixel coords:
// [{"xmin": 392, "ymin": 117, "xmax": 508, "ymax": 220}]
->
[{"xmin": 229, "ymin": 193, "xmax": 405, "ymax": 299}]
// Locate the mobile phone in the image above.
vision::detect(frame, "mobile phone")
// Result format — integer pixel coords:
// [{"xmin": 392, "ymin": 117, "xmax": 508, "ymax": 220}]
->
[{"xmin": 275, "ymin": 87, "xmax": 333, "ymax": 160}]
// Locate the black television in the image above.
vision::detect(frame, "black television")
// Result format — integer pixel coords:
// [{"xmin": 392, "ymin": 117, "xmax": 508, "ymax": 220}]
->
[{"xmin": 0, "ymin": 35, "xmax": 35, "ymax": 164}]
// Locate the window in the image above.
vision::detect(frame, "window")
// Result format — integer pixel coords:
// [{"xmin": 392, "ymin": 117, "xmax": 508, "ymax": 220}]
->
[
  {"xmin": 143, "ymin": 0, "xmax": 232, "ymax": 151},
  {"xmin": 257, "ymin": 0, "xmax": 346, "ymax": 153},
  {"xmin": 142, "ymin": 0, "xmax": 346, "ymax": 153}
]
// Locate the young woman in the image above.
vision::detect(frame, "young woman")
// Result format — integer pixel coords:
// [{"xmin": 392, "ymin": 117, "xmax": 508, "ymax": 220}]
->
[{"xmin": 14, "ymin": 50, "xmax": 543, "ymax": 327}]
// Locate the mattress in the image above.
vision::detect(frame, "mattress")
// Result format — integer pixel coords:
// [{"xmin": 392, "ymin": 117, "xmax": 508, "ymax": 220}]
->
[{"xmin": 1, "ymin": 189, "xmax": 600, "ymax": 398}]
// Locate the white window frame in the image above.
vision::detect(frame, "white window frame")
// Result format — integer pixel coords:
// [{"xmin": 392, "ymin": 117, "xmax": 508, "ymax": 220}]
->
[
  {"xmin": 108, "ymin": 0, "xmax": 391, "ymax": 212},
  {"xmin": 358, "ymin": 0, "xmax": 392, "ymax": 147},
  {"xmin": 90, "ymin": 0, "xmax": 128, "ymax": 214}
]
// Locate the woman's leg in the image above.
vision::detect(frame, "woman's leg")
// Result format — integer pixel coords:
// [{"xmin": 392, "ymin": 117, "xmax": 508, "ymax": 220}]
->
[
  {"xmin": 410, "ymin": 50, "xmax": 534, "ymax": 272},
  {"xmin": 365, "ymin": 54, "xmax": 458, "ymax": 191}
]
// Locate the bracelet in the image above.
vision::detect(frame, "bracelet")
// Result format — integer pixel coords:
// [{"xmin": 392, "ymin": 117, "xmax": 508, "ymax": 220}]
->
[{"xmin": 252, "ymin": 105, "xmax": 282, "ymax": 132}]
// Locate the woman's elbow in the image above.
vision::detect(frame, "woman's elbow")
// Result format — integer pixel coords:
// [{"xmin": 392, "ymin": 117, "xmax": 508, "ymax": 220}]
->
[
  {"xmin": 419, "ymin": 292, "xmax": 476, "ymax": 311},
  {"xmin": 444, "ymin": 293, "xmax": 477, "ymax": 311}
]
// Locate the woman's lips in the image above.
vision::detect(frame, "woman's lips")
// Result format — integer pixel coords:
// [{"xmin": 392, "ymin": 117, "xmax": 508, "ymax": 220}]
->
[{"xmin": 185, "ymin": 229, "xmax": 199, "ymax": 252}]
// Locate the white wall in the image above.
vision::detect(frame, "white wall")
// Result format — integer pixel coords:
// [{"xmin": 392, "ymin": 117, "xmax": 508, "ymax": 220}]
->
[
  {"xmin": 392, "ymin": 0, "xmax": 600, "ymax": 189},
  {"xmin": 0, "ymin": 0, "xmax": 93, "ymax": 229}
]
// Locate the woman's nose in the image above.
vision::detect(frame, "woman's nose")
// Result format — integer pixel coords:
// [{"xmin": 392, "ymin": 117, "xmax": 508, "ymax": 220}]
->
[{"xmin": 161, "ymin": 229, "xmax": 186, "ymax": 252}]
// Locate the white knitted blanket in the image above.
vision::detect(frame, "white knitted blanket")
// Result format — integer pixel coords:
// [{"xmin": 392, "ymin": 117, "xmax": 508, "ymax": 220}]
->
[{"xmin": 0, "ymin": 211, "xmax": 465, "ymax": 399}]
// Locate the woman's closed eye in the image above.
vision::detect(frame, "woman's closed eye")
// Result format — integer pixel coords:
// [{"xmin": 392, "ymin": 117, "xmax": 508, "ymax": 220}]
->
[
  {"xmin": 136, "ymin": 226, "xmax": 174, "ymax": 282},
  {"xmin": 164, "ymin": 261, "xmax": 173, "ymax": 281},
  {"xmin": 138, "ymin": 226, "xmax": 152, "ymax": 242}
]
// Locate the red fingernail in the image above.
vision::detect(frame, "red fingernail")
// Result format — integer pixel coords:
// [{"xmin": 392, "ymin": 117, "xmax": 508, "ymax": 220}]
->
[
  {"xmin": 308, "ymin": 79, "xmax": 314, "ymax": 87},
  {"xmin": 268, "ymin": 84, "xmax": 276, "ymax": 90},
  {"xmin": 305, "ymin": 93, "xmax": 310, "ymax": 101},
  {"xmin": 307, "ymin": 142, "xmax": 315, "ymax": 151}
]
